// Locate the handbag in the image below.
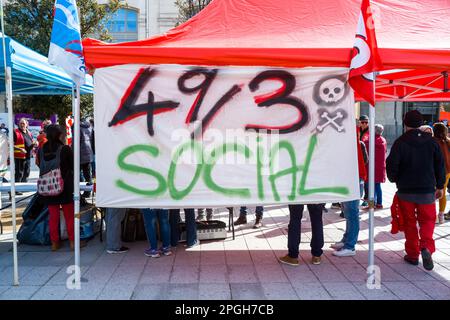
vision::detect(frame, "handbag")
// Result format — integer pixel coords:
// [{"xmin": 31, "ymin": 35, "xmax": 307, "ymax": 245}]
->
[{"xmin": 37, "ymin": 145, "xmax": 64, "ymax": 196}]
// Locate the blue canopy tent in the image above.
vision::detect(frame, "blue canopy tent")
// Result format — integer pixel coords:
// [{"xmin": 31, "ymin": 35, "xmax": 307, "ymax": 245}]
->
[
  {"xmin": 0, "ymin": 33, "xmax": 93, "ymax": 286},
  {"xmin": 0, "ymin": 33, "xmax": 93, "ymax": 95}
]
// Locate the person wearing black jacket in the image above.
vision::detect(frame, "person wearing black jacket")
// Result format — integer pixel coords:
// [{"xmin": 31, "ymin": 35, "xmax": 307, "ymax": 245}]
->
[{"xmin": 386, "ymin": 110, "xmax": 445, "ymax": 271}]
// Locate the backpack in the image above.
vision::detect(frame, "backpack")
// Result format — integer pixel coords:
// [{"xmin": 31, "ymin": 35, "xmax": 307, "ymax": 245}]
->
[{"xmin": 37, "ymin": 146, "xmax": 64, "ymax": 196}]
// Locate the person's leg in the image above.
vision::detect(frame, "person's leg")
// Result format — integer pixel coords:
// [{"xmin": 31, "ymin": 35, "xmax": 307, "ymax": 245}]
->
[
  {"xmin": 307, "ymin": 204, "xmax": 324, "ymax": 258},
  {"xmin": 105, "ymin": 208, "xmax": 127, "ymax": 251},
  {"xmin": 417, "ymin": 202, "xmax": 437, "ymax": 255},
  {"xmin": 22, "ymin": 158, "xmax": 30, "ymax": 182},
  {"xmin": 287, "ymin": 204, "xmax": 303, "ymax": 258},
  {"xmin": 14, "ymin": 159, "xmax": 23, "ymax": 182},
  {"xmin": 253, "ymin": 206, "xmax": 264, "ymax": 228},
  {"xmin": 169, "ymin": 209, "xmax": 181, "ymax": 247},
  {"xmin": 184, "ymin": 208, "xmax": 198, "ymax": 247},
  {"xmin": 142, "ymin": 209, "xmax": 158, "ymax": 250},
  {"xmin": 196, "ymin": 208, "xmax": 205, "ymax": 221},
  {"xmin": 81, "ymin": 163, "xmax": 92, "ymax": 184},
  {"xmin": 363, "ymin": 181, "xmax": 369, "ymax": 200},
  {"xmin": 234, "ymin": 206, "xmax": 248, "ymax": 225},
  {"xmin": 375, "ymin": 183, "xmax": 382, "ymax": 206},
  {"xmin": 438, "ymin": 174, "xmax": 450, "ymax": 221},
  {"xmin": 48, "ymin": 204, "xmax": 61, "ymax": 243},
  {"xmin": 340, "ymin": 199, "xmax": 360, "ymax": 250},
  {"xmin": 61, "ymin": 202, "xmax": 75, "ymax": 241},
  {"xmin": 398, "ymin": 199, "xmax": 420, "ymax": 260},
  {"xmin": 206, "ymin": 208, "xmax": 213, "ymax": 221},
  {"xmin": 157, "ymin": 209, "xmax": 171, "ymax": 249}
]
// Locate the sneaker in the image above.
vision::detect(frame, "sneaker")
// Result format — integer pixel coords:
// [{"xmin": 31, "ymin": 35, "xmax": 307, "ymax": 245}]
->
[
  {"xmin": 330, "ymin": 242, "xmax": 345, "ymax": 250},
  {"xmin": 107, "ymin": 246, "xmax": 129, "ymax": 254},
  {"xmin": 144, "ymin": 248, "xmax": 160, "ymax": 258},
  {"xmin": 403, "ymin": 255, "xmax": 419, "ymax": 266},
  {"xmin": 160, "ymin": 246, "xmax": 172, "ymax": 256},
  {"xmin": 332, "ymin": 248, "xmax": 356, "ymax": 257},
  {"xmin": 438, "ymin": 213, "xmax": 445, "ymax": 224},
  {"xmin": 185, "ymin": 240, "xmax": 200, "ymax": 249},
  {"xmin": 278, "ymin": 255, "xmax": 299, "ymax": 266},
  {"xmin": 421, "ymin": 248, "xmax": 434, "ymax": 271},
  {"xmin": 311, "ymin": 256, "xmax": 321, "ymax": 265},
  {"xmin": 331, "ymin": 203, "xmax": 341, "ymax": 209},
  {"xmin": 253, "ymin": 217, "xmax": 263, "ymax": 229},
  {"xmin": 233, "ymin": 216, "xmax": 247, "ymax": 226}
]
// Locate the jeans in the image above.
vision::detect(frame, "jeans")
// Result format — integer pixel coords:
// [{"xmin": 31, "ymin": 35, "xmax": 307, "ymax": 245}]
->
[
  {"xmin": 105, "ymin": 208, "xmax": 127, "ymax": 251},
  {"xmin": 375, "ymin": 183, "xmax": 382, "ymax": 206},
  {"xmin": 240, "ymin": 206, "xmax": 263, "ymax": 219},
  {"xmin": 340, "ymin": 180, "xmax": 363, "ymax": 250},
  {"xmin": 288, "ymin": 204, "xmax": 324, "ymax": 258},
  {"xmin": 142, "ymin": 209, "xmax": 170, "ymax": 250},
  {"xmin": 169, "ymin": 208, "xmax": 197, "ymax": 247}
]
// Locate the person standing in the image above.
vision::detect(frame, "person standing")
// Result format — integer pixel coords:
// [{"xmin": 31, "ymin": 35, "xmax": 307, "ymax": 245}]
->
[
  {"xmin": 37, "ymin": 125, "xmax": 85, "ymax": 251},
  {"xmin": 14, "ymin": 118, "xmax": 36, "ymax": 186},
  {"xmin": 142, "ymin": 208, "xmax": 172, "ymax": 258},
  {"xmin": 105, "ymin": 208, "xmax": 129, "ymax": 254},
  {"xmin": 169, "ymin": 208, "xmax": 199, "ymax": 249},
  {"xmin": 278, "ymin": 204, "xmax": 324, "ymax": 266},
  {"xmin": 432, "ymin": 122, "xmax": 450, "ymax": 224},
  {"xmin": 331, "ymin": 127, "xmax": 367, "ymax": 257},
  {"xmin": 374, "ymin": 124, "xmax": 387, "ymax": 209},
  {"xmin": 386, "ymin": 110, "xmax": 445, "ymax": 271},
  {"xmin": 359, "ymin": 115, "xmax": 370, "ymax": 206},
  {"xmin": 79, "ymin": 118, "xmax": 94, "ymax": 198},
  {"xmin": 234, "ymin": 206, "xmax": 264, "ymax": 229}
]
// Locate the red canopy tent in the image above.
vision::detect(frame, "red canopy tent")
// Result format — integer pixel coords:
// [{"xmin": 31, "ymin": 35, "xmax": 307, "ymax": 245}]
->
[{"xmin": 82, "ymin": 0, "xmax": 450, "ymax": 280}]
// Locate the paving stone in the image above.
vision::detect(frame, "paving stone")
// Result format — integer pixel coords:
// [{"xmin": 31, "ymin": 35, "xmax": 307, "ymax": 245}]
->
[
  {"xmin": 334, "ymin": 263, "xmax": 368, "ymax": 282},
  {"xmin": 0, "ymin": 286, "xmax": 40, "ymax": 300},
  {"xmin": 200, "ymin": 251, "xmax": 226, "ymax": 265},
  {"xmin": 411, "ymin": 281, "xmax": 450, "ymax": 300},
  {"xmin": 281, "ymin": 264, "xmax": 318, "ymax": 284},
  {"xmin": 228, "ymin": 264, "xmax": 258, "ymax": 283},
  {"xmin": 20, "ymin": 266, "xmax": 61, "ymax": 286},
  {"xmin": 254, "ymin": 263, "xmax": 289, "ymax": 283},
  {"xmin": 132, "ymin": 284, "xmax": 168, "ymax": 300},
  {"xmin": 31, "ymin": 285, "xmax": 69, "ymax": 300},
  {"xmin": 170, "ymin": 265, "xmax": 200, "ymax": 284},
  {"xmin": 199, "ymin": 265, "xmax": 228, "ymax": 283},
  {"xmin": 230, "ymin": 283, "xmax": 266, "ymax": 300},
  {"xmin": 166, "ymin": 283, "xmax": 199, "ymax": 300},
  {"xmin": 0, "ymin": 266, "xmax": 34, "ymax": 285},
  {"xmin": 322, "ymin": 282, "xmax": 366, "ymax": 300},
  {"xmin": 107, "ymin": 265, "xmax": 144, "ymax": 286},
  {"xmin": 140, "ymin": 264, "xmax": 172, "ymax": 284},
  {"xmin": 353, "ymin": 282, "xmax": 399, "ymax": 300},
  {"xmin": 97, "ymin": 284, "xmax": 136, "ymax": 300},
  {"xmin": 64, "ymin": 283, "xmax": 103, "ymax": 300},
  {"xmin": 383, "ymin": 281, "xmax": 432, "ymax": 300},
  {"xmin": 199, "ymin": 283, "xmax": 231, "ymax": 300},
  {"xmin": 261, "ymin": 283, "xmax": 298, "ymax": 300},
  {"xmin": 225, "ymin": 251, "xmax": 253, "ymax": 265},
  {"xmin": 291, "ymin": 282, "xmax": 332, "ymax": 300},
  {"xmin": 309, "ymin": 263, "xmax": 348, "ymax": 282}
]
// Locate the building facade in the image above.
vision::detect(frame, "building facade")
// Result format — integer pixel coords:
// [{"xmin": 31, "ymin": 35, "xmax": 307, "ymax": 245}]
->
[{"xmin": 97, "ymin": 0, "xmax": 178, "ymax": 42}]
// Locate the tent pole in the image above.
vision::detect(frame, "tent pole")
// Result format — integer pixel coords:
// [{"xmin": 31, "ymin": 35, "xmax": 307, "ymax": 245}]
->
[
  {"xmin": 0, "ymin": 0, "xmax": 18, "ymax": 286},
  {"xmin": 73, "ymin": 84, "xmax": 81, "ymax": 288},
  {"xmin": 368, "ymin": 72, "xmax": 377, "ymax": 285}
]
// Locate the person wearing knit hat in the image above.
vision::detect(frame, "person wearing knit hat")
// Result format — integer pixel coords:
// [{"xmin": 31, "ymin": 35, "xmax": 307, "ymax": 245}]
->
[{"xmin": 386, "ymin": 109, "xmax": 445, "ymax": 271}]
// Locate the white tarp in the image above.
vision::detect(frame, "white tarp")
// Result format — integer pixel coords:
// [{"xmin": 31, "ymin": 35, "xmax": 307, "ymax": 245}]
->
[{"xmin": 94, "ymin": 65, "xmax": 359, "ymax": 208}]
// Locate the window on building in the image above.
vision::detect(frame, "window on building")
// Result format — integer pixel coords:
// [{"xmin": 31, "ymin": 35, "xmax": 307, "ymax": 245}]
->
[{"xmin": 106, "ymin": 8, "xmax": 138, "ymax": 43}]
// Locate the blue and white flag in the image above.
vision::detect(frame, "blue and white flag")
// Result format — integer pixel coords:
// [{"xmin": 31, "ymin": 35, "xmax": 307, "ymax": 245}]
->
[{"xmin": 48, "ymin": 0, "xmax": 86, "ymax": 86}]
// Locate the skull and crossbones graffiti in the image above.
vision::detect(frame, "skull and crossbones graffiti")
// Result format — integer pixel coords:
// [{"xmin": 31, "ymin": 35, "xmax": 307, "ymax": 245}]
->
[
  {"xmin": 316, "ymin": 108, "xmax": 347, "ymax": 133},
  {"xmin": 313, "ymin": 75, "xmax": 349, "ymax": 106}
]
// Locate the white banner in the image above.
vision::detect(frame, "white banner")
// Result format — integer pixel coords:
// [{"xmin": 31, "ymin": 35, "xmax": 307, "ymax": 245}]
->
[{"xmin": 94, "ymin": 65, "xmax": 359, "ymax": 208}]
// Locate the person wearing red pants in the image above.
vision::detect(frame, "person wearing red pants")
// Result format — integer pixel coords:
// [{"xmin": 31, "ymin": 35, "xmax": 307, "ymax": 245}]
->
[
  {"xmin": 386, "ymin": 110, "xmax": 445, "ymax": 270},
  {"xmin": 37, "ymin": 124, "xmax": 84, "ymax": 251}
]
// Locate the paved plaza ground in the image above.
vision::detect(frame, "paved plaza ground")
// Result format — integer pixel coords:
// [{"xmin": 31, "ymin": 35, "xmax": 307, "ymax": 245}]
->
[{"xmin": 0, "ymin": 180, "xmax": 450, "ymax": 300}]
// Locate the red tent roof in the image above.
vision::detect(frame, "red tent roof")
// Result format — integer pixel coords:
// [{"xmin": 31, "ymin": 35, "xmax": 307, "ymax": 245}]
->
[{"xmin": 83, "ymin": 0, "xmax": 450, "ymax": 70}]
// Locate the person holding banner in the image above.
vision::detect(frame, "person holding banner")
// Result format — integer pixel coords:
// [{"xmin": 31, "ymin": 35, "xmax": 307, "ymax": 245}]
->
[
  {"xmin": 278, "ymin": 204, "xmax": 324, "ymax": 266},
  {"xmin": 386, "ymin": 110, "xmax": 445, "ymax": 271}
]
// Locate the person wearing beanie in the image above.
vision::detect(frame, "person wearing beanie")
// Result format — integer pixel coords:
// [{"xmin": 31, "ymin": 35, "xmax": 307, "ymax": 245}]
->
[{"xmin": 386, "ymin": 110, "xmax": 445, "ymax": 271}]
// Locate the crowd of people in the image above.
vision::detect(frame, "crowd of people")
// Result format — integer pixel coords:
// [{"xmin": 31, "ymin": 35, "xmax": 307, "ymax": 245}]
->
[{"xmin": 6, "ymin": 109, "xmax": 449, "ymax": 272}]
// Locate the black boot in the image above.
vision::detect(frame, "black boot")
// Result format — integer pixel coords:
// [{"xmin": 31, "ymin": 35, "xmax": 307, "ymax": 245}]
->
[
  {"xmin": 233, "ymin": 215, "xmax": 247, "ymax": 226},
  {"xmin": 253, "ymin": 216, "xmax": 263, "ymax": 229}
]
